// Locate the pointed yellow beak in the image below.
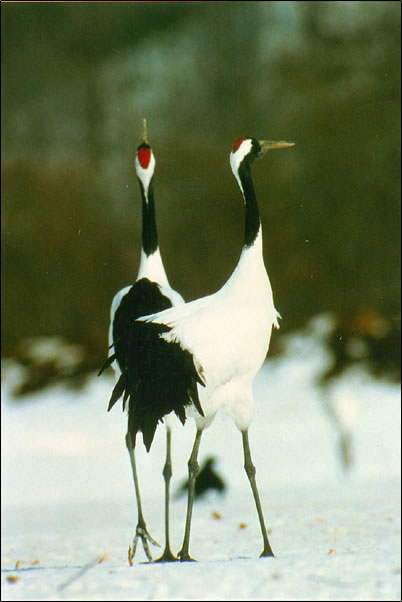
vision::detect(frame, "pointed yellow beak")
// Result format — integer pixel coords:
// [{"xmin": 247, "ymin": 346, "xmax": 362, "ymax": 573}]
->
[
  {"xmin": 142, "ymin": 118, "xmax": 148, "ymax": 143},
  {"xmin": 259, "ymin": 140, "xmax": 295, "ymax": 155}
]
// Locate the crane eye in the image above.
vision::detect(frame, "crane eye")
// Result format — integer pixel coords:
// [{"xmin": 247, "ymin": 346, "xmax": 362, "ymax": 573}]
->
[
  {"xmin": 137, "ymin": 146, "xmax": 151, "ymax": 169},
  {"xmin": 232, "ymin": 137, "xmax": 246, "ymax": 153}
]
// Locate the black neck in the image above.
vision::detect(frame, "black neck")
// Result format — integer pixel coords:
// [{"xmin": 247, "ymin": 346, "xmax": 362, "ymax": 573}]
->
[
  {"xmin": 238, "ymin": 161, "xmax": 261, "ymax": 248},
  {"xmin": 138, "ymin": 177, "xmax": 158, "ymax": 256}
]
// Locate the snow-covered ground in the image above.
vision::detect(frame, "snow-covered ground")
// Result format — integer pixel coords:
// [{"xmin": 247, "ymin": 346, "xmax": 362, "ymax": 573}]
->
[{"xmin": 1, "ymin": 329, "xmax": 401, "ymax": 601}]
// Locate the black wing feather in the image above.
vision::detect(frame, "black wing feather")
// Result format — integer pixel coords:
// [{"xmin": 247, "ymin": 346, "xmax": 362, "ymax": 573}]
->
[
  {"xmin": 107, "ymin": 373, "xmax": 126, "ymax": 411},
  {"xmin": 100, "ymin": 278, "xmax": 205, "ymax": 452},
  {"xmin": 125, "ymin": 320, "xmax": 205, "ymax": 451},
  {"xmin": 98, "ymin": 353, "xmax": 116, "ymax": 376}
]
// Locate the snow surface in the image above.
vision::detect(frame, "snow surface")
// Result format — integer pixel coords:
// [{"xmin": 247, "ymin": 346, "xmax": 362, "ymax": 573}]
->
[{"xmin": 1, "ymin": 330, "xmax": 401, "ymax": 601}]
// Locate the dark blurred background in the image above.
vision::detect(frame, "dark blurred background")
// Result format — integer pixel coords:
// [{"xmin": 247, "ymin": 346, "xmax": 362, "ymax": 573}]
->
[{"xmin": 1, "ymin": 2, "xmax": 401, "ymax": 393}]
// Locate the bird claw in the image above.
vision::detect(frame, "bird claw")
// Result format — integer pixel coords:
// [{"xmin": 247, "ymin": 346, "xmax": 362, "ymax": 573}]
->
[{"xmin": 128, "ymin": 523, "xmax": 160, "ymax": 564}]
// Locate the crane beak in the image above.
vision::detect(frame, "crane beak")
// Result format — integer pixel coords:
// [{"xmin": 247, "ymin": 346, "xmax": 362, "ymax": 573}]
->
[
  {"xmin": 142, "ymin": 118, "xmax": 148, "ymax": 143},
  {"xmin": 258, "ymin": 140, "xmax": 295, "ymax": 156}
]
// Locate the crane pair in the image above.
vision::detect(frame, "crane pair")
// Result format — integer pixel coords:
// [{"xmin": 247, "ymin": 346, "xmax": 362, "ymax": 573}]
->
[{"xmin": 100, "ymin": 121, "xmax": 295, "ymax": 562}]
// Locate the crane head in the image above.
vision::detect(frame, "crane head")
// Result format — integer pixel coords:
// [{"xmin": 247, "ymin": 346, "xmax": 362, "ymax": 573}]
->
[
  {"xmin": 230, "ymin": 137, "xmax": 295, "ymax": 171},
  {"xmin": 136, "ymin": 120, "xmax": 155, "ymax": 189}
]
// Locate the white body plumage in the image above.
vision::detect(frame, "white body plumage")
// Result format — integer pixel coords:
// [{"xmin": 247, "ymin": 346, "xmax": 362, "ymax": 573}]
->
[
  {"xmin": 142, "ymin": 230, "xmax": 279, "ymax": 430},
  {"xmin": 139, "ymin": 138, "xmax": 284, "ymax": 432}
]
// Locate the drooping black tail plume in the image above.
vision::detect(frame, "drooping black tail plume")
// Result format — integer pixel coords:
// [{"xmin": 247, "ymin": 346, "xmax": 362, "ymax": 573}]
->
[
  {"xmin": 100, "ymin": 278, "xmax": 205, "ymax": 451},
  {"xmin": 112, "ymin": 320, "xmax": 205, "ymax": 451},
  {"xmin": 108, "ymin": 319, "xmax": 205, "ymax": 452}
]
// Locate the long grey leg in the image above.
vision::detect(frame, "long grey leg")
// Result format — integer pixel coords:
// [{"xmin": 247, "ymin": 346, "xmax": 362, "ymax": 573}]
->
[
  {"xmin": 126, "ymin": 432, "xmax": 160, "ymax": 563},
  {"xmin": 154, "ymin": 426, "xmax": 178, "ymax": 562},
  {"xmin": 242, "ymin": 429, "xmax": 275, "ymax": 557},
  {"xmin": 177, "ymin": 428, "xmax": 203, "ymax": 562}
]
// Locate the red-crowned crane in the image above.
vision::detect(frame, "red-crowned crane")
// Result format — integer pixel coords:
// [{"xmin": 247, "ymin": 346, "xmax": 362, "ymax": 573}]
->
[
  {"xmin": 106, "ymin": 135, "xmax": 294, "ymax": 561},
  {"xmin": 100, "ymin": 121, "xmax": 183, "ymax": 563}
]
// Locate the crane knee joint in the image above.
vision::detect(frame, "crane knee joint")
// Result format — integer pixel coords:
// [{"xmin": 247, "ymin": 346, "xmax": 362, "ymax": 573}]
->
[
  {"xmin": 188, "ymin": 459, "xmax": 200, "ymax": 479},
  {"xmin": 244, "ymin": 460, "xmax": 256, "ymax": 478}
]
